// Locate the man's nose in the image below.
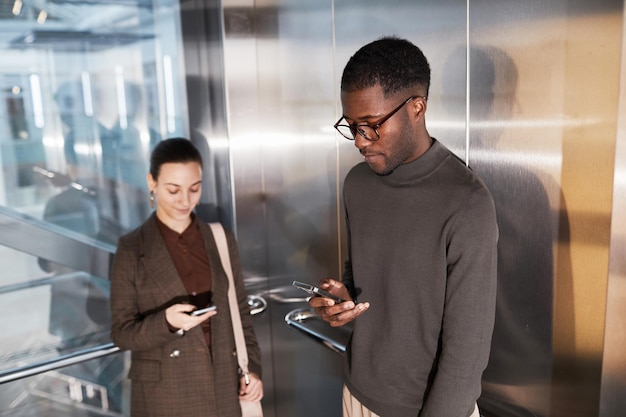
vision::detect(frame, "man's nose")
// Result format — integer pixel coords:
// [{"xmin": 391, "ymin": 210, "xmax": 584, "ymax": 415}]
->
[{"xmin": 354, "ymin": 133, "xmax": 371, "ymax": 150}]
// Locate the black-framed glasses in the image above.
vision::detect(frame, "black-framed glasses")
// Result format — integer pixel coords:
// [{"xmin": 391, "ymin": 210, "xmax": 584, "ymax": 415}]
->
[{"xmin": 334, "ymin": 95, "xmax": 426, "ymax": 141}]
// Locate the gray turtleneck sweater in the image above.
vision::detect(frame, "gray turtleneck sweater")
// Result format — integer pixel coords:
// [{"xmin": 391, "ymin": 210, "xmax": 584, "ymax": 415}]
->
[{"xmin": 342, "ymin": 139, "xmax": 498, "ymax": 417}]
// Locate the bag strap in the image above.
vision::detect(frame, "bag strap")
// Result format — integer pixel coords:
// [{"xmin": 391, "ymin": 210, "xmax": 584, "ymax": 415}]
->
[{"xmin": 208, "ymin": 223, "xmax": 251, "ymax": 382}]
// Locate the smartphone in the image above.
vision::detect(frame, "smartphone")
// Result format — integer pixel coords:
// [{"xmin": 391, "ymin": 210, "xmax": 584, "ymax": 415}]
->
[
  {"xmin": 292, "ymin": 280, "xmax": 344, "ymax": 303},
  {"xmin": 188, "ymin": 305, "xmax": 217, "ymax": 316}
]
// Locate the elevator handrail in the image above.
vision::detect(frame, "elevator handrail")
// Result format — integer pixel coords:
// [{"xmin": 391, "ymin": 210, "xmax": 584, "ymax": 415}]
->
[
  {"xmin": 0, "ymin": 343, "xmax": 121, "ymax": 385},
  {"xmin": 284, "ymin": 307, "xmax": 351, "ymax": 354}
]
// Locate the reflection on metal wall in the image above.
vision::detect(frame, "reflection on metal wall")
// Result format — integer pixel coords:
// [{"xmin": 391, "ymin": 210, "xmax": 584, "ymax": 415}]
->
[
  {"xmin": 466, "ymin": 2, "xmax": 622, "ymax": 416},
  {"xmin": 600, "ymin": 3, "xmax": 626, "ymax": 416},
  {"xmin": 222, "ymin": 1, "xmax": 625, "ymax": 417},
  {"xmin": 224, "ymin": 2, "xmax": 342, "ymax": 416}
]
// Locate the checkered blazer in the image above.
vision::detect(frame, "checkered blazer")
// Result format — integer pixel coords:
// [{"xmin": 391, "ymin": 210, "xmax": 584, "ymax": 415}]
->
[{"xmin": 110, "ymin": 214, "xmax": 262, "ymax": 417}]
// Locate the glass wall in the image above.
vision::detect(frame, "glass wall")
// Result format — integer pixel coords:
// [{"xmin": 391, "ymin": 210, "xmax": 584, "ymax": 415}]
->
[
  {"xmin": 0, "ymin": 1, "xmax": 220, "ymax": 415},
  {"xmin": 0, "ymin": 0, "xmax": 189, "ymax": 237}
]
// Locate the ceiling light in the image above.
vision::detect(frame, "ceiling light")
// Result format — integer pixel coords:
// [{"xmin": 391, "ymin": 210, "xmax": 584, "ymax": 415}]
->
[
  {"xmin": 37, "ymin": 10, "xmax": 48, "ymax": 24},
  {"xmin": 12, "ymin": 0, "xmax": 23, "ymax": 16}
]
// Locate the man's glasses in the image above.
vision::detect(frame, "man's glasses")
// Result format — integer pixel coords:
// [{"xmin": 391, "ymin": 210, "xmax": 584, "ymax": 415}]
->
[{"xmin": 334, "ymin": 95, "xmax": 426, "ymax": 142}]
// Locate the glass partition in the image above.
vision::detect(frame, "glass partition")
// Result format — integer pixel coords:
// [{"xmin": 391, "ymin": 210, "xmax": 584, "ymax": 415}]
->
[
  {"xmin": 0, "ymin": 0, "xmax": 190, "ymax": 240},
  {"xmin": 0, "ymin": 236, "xmax": 122, "ymax": 414},
  {"xmin": 0, "ymin": 350, "xmax": 128, "ymax": 416},
  {"xmin": 0, "ymin": 0, "xmax": 229, "ymax": 415}
]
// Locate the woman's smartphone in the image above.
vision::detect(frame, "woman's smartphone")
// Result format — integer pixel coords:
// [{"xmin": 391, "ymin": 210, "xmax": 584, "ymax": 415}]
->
[
  {"xmin": 292, "ymin": 280, "xmax": 344, "ymax": 303},
  {"xmin": 188, "ymin": 305, "xmax": 217, "ymax": 316}
]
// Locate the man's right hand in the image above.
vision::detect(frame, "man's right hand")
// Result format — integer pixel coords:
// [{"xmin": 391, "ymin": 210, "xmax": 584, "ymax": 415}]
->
[{"xmin": 308, "ymin": 278, "xmax": 369, "ymax": 327}]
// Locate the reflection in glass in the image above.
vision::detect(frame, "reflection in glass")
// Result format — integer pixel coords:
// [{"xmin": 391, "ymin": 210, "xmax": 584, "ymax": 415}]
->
[
  {"xmin": 1, "ymin": 0, "xmax": 187, "ymax": 238},
  {"xmin": 0, "ymin": 1, "xmax": 193, "ymax": 415},
  {"xmin": 0, "ymin": 350, "xmax": 127, "ymax": 416}
]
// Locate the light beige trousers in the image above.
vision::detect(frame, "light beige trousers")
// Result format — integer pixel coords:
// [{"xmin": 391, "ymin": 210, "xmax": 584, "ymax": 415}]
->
[{"xmin": 342, "ymin": 385, "xmax": 480, "ymax": 417}]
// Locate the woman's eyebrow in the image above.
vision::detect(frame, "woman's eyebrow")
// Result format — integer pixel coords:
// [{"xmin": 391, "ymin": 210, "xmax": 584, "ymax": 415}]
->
[{"xmin": 163, "ymin": 180, "xmax": 202, "ymax": 187}]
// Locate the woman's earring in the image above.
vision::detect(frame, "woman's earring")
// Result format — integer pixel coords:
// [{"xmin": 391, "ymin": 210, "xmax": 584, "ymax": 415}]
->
[{"xmin": 149, "ymin": 191, "xmax": 155, "ymax": 209}]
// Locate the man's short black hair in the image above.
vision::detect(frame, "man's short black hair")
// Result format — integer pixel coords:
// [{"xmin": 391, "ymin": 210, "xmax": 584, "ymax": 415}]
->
[{"xmin": 341, "ymin": 36, "xmax": 431, "ymax": 98}]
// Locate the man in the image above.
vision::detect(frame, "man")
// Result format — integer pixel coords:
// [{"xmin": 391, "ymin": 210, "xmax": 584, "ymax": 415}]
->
[{"xmin": 309, "ymin": 37, "xmax": 498, "ymax": 417}]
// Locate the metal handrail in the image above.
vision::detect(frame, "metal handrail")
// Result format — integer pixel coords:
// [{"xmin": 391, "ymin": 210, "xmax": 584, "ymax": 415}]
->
[
  {"xmin": 1, "ymin": 298, "xmax": 265, "ymax": 385},
  {"xmin": 284, "ymin": 308, "xmax": 351, "ymax": 354},
  {"xmin": 0, "ymin": 343, "xmax": 121, "ymax": 385},
  {"xmin": 0, "ymin": 271, "xmax": 89, "ymax": 294},
  {"xmin": 0, "ymin": 206, "xmax": 115, "ymax": 280}
]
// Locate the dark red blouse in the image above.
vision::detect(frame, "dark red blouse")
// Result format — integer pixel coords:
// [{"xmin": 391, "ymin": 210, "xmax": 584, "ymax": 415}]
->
[{"xmin": 156, "ymin": 214, "xmax": 213, "ymax": 345}]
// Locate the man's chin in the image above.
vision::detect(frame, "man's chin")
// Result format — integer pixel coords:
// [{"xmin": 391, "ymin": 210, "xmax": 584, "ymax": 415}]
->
[
  {"xmin": 368, "ymin": 163, "xmax": 394, "ymax": 176},
  {"xmin": 374, "ymin": 170, "xmax": 394, "ymax": 176}
]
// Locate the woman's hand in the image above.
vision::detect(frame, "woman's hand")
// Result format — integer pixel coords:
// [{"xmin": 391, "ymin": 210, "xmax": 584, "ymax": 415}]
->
[
  {"xmin": 239, "ymin": 372, "xmax": 263, "ymax": 401},
  {"xmin": 165, "ymin": 303, "xmax": 216, "ymax": 332}
]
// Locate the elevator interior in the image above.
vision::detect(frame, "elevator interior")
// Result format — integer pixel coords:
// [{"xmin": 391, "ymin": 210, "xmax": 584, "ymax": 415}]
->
[{"xmin": 0, "ymin": 0, "xmax": 625, "ymax": 416}]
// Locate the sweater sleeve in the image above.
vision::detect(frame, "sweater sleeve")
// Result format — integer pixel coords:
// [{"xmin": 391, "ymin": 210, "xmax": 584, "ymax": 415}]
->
[{"xmin": 420, "ymin": 186, "xmax": 498, "ymax": 417}]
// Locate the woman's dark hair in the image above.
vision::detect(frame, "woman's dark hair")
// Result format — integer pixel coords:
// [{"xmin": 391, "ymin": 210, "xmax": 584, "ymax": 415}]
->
[
  {"xmin": 341, "ymin": 36, "xmax": 431, "ymax": 98},
  {"xmin": 149, "ymin": 137, "xmax": 203, "ymax": 179}
]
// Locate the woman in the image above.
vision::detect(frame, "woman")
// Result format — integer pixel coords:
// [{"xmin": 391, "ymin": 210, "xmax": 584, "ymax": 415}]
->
[{"xmin": 110, "ymin": 138, "xmax": 263, "ymax": 417}]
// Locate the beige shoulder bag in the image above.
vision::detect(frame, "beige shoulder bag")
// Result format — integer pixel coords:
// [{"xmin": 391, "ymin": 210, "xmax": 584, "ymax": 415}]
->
[{"xmin": 209, "ymin": 223, "xmax": 263, "ymax": 417}]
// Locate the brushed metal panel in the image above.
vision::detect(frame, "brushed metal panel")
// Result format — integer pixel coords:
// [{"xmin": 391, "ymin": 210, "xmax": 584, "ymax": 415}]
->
[
  {"xmin": 467, "ymin": 1, "xmax": 623, "ymax": 417},
  {"xmin": 223, "ymin": 1, "xmax": 625, "ymax": 417},
  {"xmin": 224, "ymin": 2, "xmax": 341, "ymax": 416},
  {"xmin": 599, "ymin": 3, "xmax": 626, "ymax": 415}
]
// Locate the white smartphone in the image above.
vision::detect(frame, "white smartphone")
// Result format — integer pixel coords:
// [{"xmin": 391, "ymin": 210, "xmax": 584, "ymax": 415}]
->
[
  {"xmin": 188, "ymin": 305, "xmax": 217, "ymax": 316},
  {"xmin": 292, "ymin": 280, "xmax": 345, "ymax": 303}
]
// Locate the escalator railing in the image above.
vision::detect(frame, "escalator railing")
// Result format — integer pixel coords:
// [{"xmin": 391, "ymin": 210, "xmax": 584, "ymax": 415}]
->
[
  {"xmin": 0, "ymin": 205, "xmax": 115, "ymax": 280},
  {"xmin": 0, "ymin": 343, "xmax": 121, "ymax": 385},
  {"xmin": 0, "ymin": 205, "xmax": 124, "ymax": 414}
]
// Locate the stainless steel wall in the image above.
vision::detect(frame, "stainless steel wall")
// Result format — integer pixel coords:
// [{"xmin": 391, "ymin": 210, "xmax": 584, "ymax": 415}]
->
[
  {"xmin": 223, "ymin": 3, "xmax": 342, "ymax": 416},
  {"xmin": 466, "ymin": 2, "xmax": 623, "ymax": 416},
  {"xmin": 600, "ymin": 3, "xmax": 626, "ymax": 416},
  {"xmin": 221, "ymin": 1, "xmax": 626, "ymax": 416}
]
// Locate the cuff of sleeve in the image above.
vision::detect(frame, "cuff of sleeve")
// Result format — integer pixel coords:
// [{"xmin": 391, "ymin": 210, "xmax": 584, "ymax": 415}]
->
[{"xmin": 166, "ymin": 316, "xmax": 184, "ymax": 336}]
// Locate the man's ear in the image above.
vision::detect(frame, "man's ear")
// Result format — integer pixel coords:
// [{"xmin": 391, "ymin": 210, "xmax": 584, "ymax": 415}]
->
[{"xmin": 412, "ymin": 96, "xmax": 427, "ymax": 119}]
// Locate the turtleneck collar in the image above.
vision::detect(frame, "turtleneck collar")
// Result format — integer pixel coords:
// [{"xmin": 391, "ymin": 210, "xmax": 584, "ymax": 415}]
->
[{"xmin": 379, "ymin": 138, "xmax": 449, "ymax": 186}]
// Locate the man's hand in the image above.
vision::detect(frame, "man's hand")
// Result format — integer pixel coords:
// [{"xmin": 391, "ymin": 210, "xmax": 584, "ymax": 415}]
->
[{"xmin": 308, "ymin": 278, "xmax": 369, "ymax": 327}]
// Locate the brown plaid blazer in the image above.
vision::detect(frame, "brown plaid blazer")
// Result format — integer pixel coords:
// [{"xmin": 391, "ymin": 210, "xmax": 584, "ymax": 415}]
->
[{"xmin": 110, "ymin": 214, "xmax": 262, "ymax": 417}]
